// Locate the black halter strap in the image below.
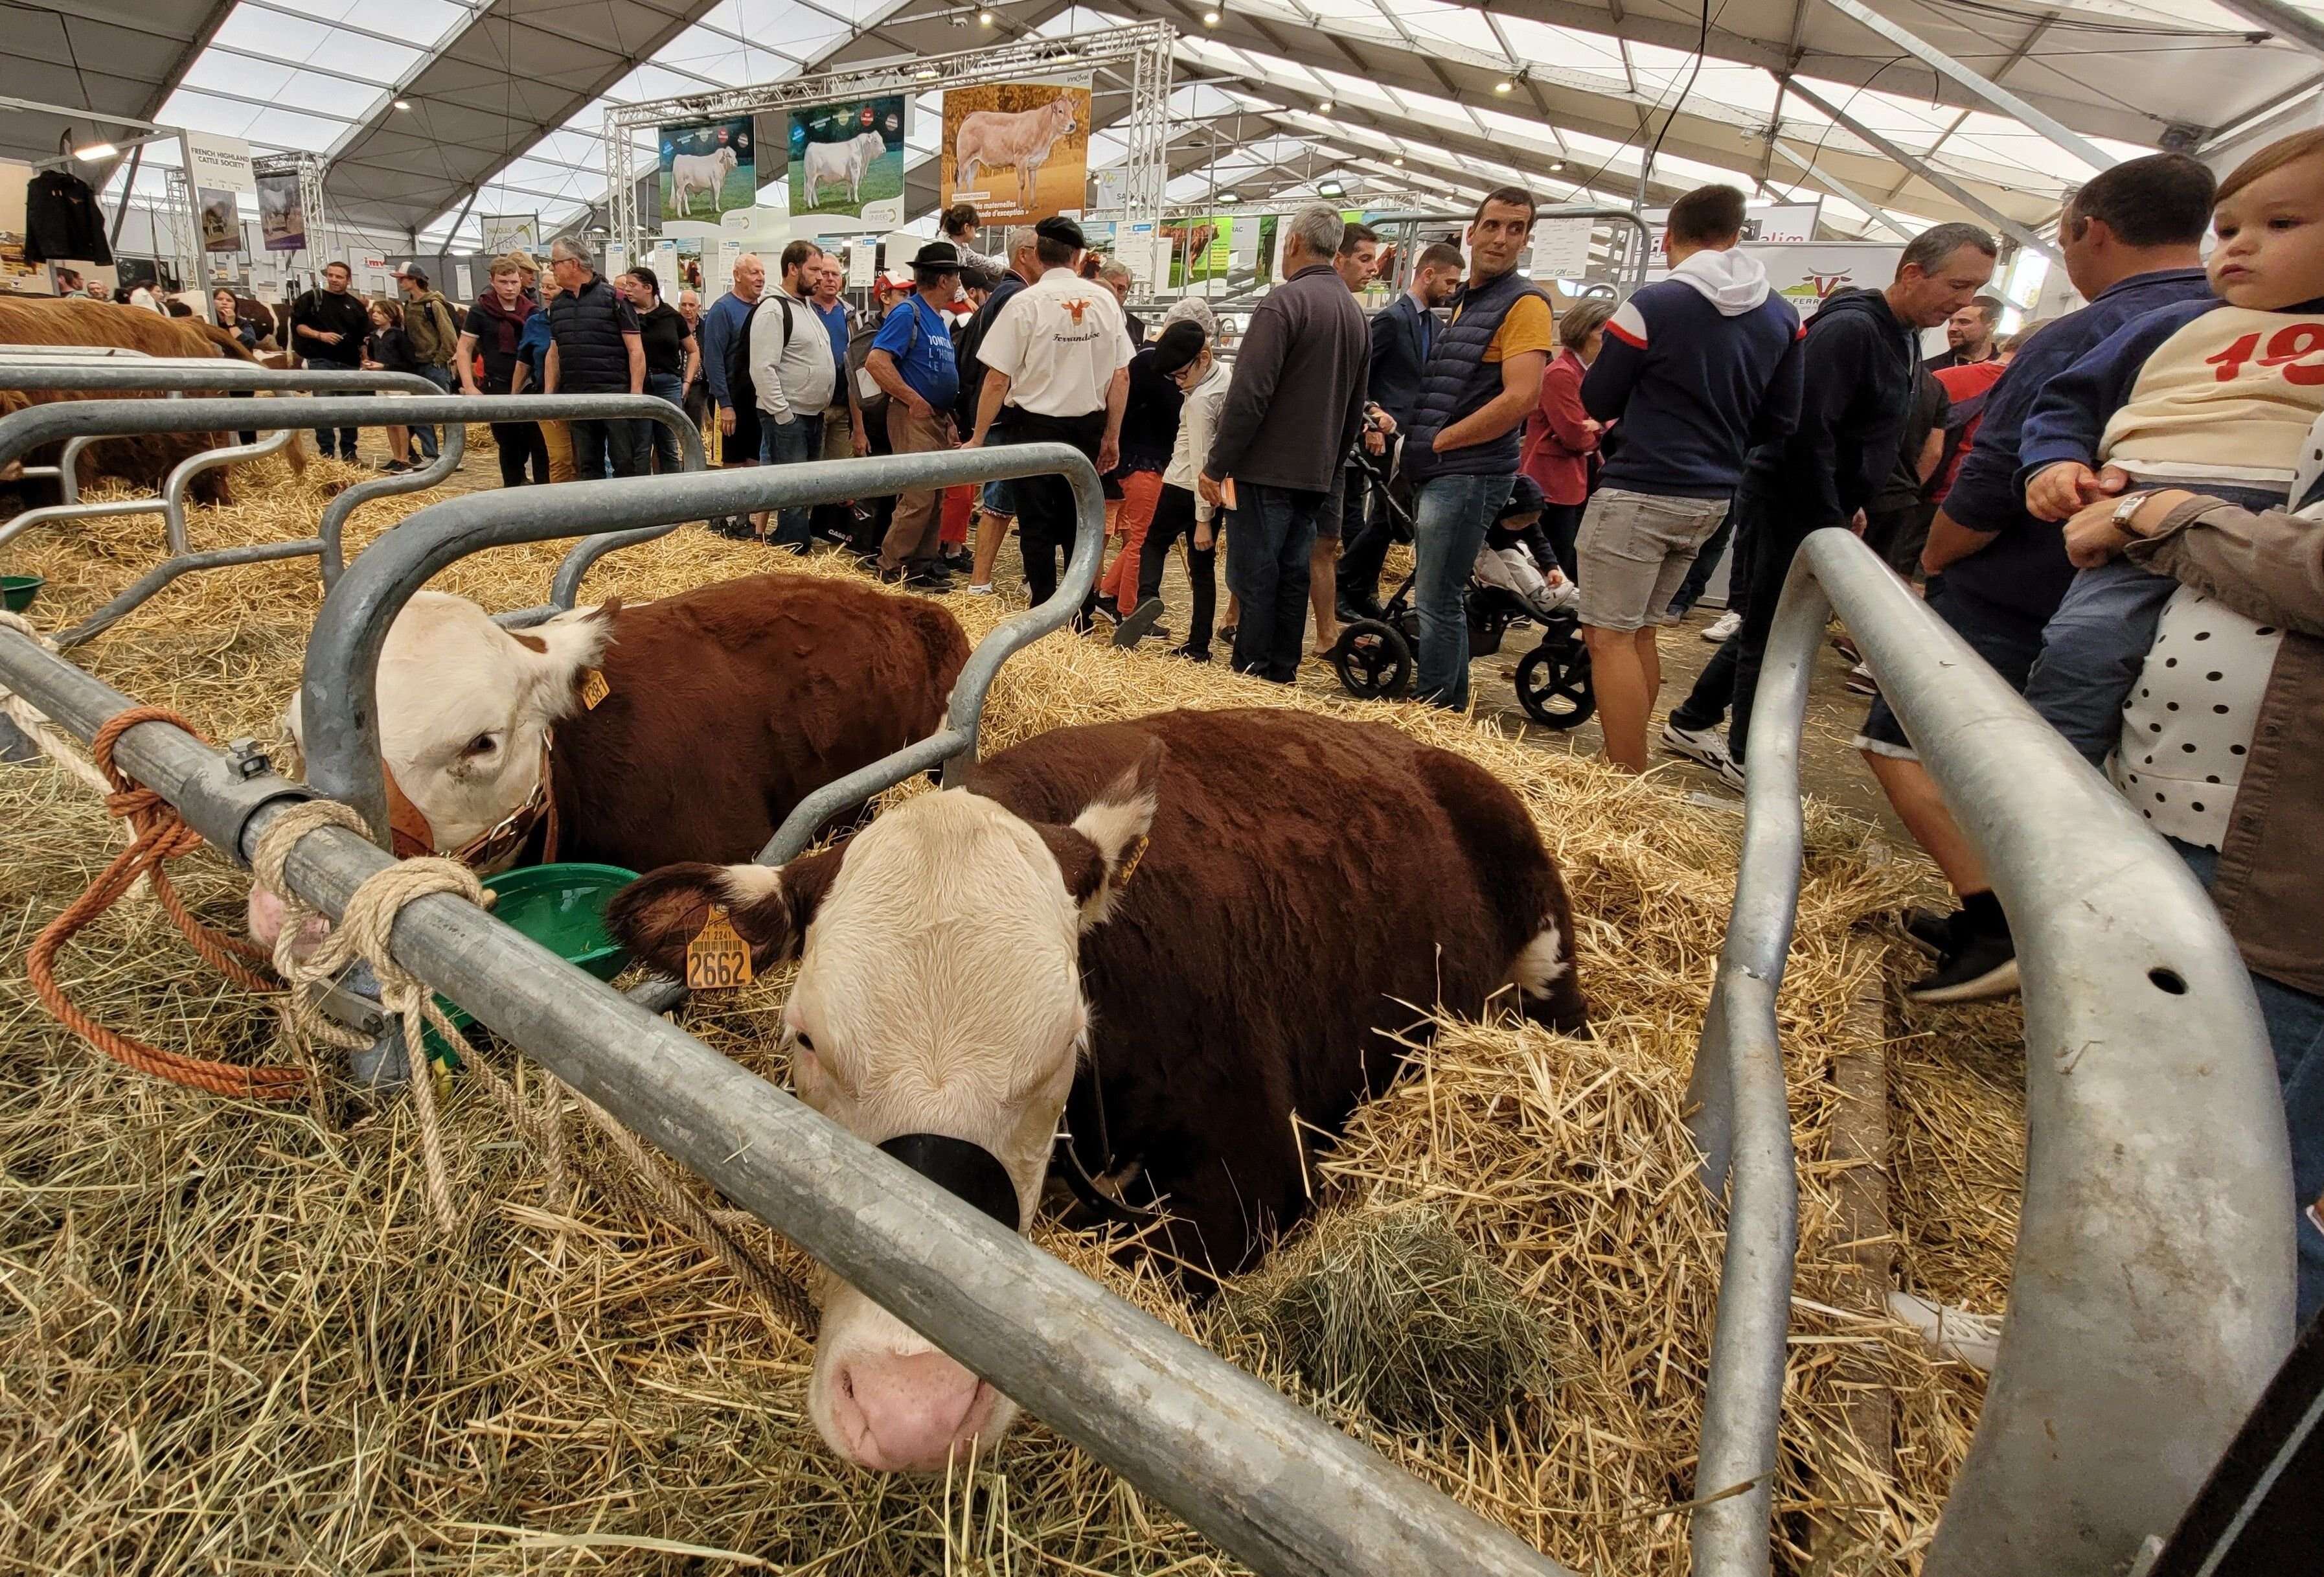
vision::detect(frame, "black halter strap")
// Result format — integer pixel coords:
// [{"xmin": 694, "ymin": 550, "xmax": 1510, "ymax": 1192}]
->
[{"xmin": 878, "ymin": 1133, "xmax": 1021, "ymax": 1229}]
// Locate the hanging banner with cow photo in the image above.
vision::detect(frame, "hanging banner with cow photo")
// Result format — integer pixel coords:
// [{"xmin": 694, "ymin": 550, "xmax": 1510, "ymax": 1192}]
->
[
  {"xmin": 788, "ymin": 97, "xmax": 906, "ymax": 233},
  {"xmin": 939, "ymin": 75, "xmax": 1091, "ymax": 225},
  {"xmin": 255, "ymin": 170, "xmax": 305, "ymax": 253},
  {"xmin": 659, "ymin": 117, "xmax": 756, "ymax": 227},
  {"xmin": 182, "ymin": 130, "xmax": 255, "ymax": 255}
]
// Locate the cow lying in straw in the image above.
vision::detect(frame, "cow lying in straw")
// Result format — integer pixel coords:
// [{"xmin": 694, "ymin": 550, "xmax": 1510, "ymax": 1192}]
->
[
  {"xmin": 0, "ymin": 296, "xmax": 280, "ymax": 501},
  {"xmin": 953, "ymin": 96, "xmax": 1078, "ymax": 214},
  {"xmin": 608, "ymin": 706, "xmax": 1589, "ymax": 1472},
  {"xmin": 248, "ymin": 574, "xmax": 969, "ymax": 947}
]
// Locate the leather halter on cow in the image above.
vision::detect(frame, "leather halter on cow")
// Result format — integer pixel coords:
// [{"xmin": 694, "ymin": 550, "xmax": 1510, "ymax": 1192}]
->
[{"xmin": 382, "ymin": 737, "xmax": 560, "ymax": 868}]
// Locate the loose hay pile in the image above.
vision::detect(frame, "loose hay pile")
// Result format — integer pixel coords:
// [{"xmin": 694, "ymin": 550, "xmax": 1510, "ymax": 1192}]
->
[{"xmin": 0, "ymin": 461, "xmax": 2027, "ymax": 1574}]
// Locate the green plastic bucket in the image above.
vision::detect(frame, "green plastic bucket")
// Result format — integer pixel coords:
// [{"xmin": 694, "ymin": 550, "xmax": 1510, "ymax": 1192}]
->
[
  {"xmin": 1, "ymin": 575, "xmax": 42, "ymax": 614},
  {"xmin": 425, "ymin": 862, "xmax": 637, "ymax": 1064}
]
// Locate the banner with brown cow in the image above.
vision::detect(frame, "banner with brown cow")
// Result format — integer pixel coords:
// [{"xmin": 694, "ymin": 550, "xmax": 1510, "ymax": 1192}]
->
[{"xmin": 939, "ymin": 75, "xmax": 1093, "ymax": 225}]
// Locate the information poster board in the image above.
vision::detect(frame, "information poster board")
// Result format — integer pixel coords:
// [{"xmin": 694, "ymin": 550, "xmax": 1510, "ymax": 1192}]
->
[
  {"xmin": 183, "ymin": 130, "xmax": 255, "ymax": 254},
  {"xmin": 1528, "ymin": 216, "xmax": 1594, "ymax": 280},
  {"xmin": 481, "ymin": 214, "xmax": 539, "ymax": 255},
  {"xmin": 1749, "ymin": 241, "xmax": 1905, "ymax": 311},
  {"xmin": 256, "ymin": 170, "xmax": 305, "ymax": 252},
  {"xmin": 788, "ymin": 97, "xmax": 906, "ymax": 232},
  {"xmin": 659, "ymin": 117, "xmax": 756, "ymax": 225},
  {"xmin": 938, "ymin": 75, "xmax": 1091, "ymax": 225}
]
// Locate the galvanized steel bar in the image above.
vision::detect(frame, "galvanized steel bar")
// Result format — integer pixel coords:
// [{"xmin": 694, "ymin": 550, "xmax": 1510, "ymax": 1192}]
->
[
  {"xmin": 0, "ymin": 364, "xmax": 442, "ymax": 397},
  {"xmin": 302, "ymin": 444, "xmax": 1096, "ymax": 846},
  {"xmin": 0, "ymin": 627, "xmax": 1576, "ymax": 1577},
  {"xmin": 1692, "ymin": 529, "xmax": 2295, "ymax": 1577},
  {"xmin": 0, "ymin": 428, "xmax": 297, "ymax": 558}
]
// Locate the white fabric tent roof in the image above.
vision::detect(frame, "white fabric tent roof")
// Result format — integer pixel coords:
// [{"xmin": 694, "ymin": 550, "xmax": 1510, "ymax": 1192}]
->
[{"xmin": 57, "ymin": 0, "xmax": 2324, "ymax": 244}]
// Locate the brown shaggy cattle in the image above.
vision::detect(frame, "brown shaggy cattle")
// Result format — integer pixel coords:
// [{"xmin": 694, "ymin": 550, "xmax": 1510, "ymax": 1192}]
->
[
  {"xmin": 0, "ymin": 296, "xmax": 271, "ymax": 503},
  {"xmin": 610, "ymin": 706, "xmax": 1586, "ymax": 1473}
]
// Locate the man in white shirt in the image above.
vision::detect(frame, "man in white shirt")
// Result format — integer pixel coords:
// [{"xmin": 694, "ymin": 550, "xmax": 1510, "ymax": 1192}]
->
[
  {"xmin": 964, "ymin": 216, "xmax": 1132, "ymax": 627},
  {"xmin": 747, "ymin": 238, "xmax": 836, "ymax": 551}
]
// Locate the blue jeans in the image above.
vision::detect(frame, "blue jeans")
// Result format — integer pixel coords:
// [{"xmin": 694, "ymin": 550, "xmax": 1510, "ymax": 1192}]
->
[
  {"xmin": 642, "ymin": 371, "xmax": 686, "ymax": 474},
  {"xmin": 758, "ymin": 411, "xmax": 824, "ymax": 551},
  {"xmin": 312, "ymin": 383, "xmax": 367, "ymax": 459},
  {"xmin": 411, "ymin": 363, "xmax": 453, "ymax": 458},
  {"xmin": 1222, "ymin": 481, "xmax": 1323, "ymax": 682},
  {"xmin": 2023, "ymin": 558, "xmax": 2177, "ymax": 766},
  {"xmin": 2174, "ymin": 840, "xmax": 2324, "ymax": 1326},
  {"xmin": 1411, "ymin": 472, "xmax": 1515, "ymax": 710}
]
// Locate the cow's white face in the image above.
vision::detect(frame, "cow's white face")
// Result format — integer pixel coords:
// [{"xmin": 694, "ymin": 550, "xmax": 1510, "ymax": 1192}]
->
[
  {"xmin": 606, "ymin": 744, "xmax": 1160, "ymax": 1473},
  {"xmin": 292, "ymin": 591, "xmax": 612, "ymax": 857}
]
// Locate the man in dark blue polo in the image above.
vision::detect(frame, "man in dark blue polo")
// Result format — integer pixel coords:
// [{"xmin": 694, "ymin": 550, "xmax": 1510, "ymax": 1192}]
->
[{"xmin": 1337, "ymin": 241, "xmax": 1464, "ymax": 621}]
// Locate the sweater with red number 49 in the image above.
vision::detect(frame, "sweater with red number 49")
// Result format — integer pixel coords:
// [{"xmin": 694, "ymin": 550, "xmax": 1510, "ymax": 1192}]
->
[{"xmin": 2019, "ymin": 295, "xmax": 2324, "ymax": 503}]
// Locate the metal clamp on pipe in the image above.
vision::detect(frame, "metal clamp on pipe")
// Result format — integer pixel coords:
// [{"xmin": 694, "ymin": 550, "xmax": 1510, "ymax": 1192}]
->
[
  {"xmin": 1689, "ymin": 527, "xmax": 2294, "ymax": 1577},
  {"xmin": 0, "ymin": 622, "xmax": 1576, "ymax": 1577}
]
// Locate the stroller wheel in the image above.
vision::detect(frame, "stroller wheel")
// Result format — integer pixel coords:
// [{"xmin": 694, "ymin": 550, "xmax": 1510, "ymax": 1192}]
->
[
  {"xmin": 1331, "ymin": 618, "xmax": 1412, "ymax": 700},
  {"xmin": 1514, "ymin": 638, "xmax": 1595, "ymax": 730}
]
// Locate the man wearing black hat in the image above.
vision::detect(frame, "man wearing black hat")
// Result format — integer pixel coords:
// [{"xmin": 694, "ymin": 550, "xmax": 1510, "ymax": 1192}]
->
[
  {"xmin": 964, "ymin": 216, "xmax": 1132, "ymax": 624},
  {"xmin": 866, "ymin": 240, "xmax": 966, "ymax": 586}
]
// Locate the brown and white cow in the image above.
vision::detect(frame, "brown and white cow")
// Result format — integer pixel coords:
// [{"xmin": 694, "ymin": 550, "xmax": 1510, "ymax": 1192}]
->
[
  {"xmin": 608, "ymin": 706, "xmax": 1588, "ymax": 1473},
  {"xmin": 249, "ymin": 573, "xmax": 969, "ymax": 945},
  {"xmin": 953, "ymin": 96, "xmax": 1080, "ymax": 214}
]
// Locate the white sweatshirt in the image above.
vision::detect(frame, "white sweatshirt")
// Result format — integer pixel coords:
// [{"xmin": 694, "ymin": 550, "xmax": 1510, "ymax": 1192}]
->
[{"xmin": 1165, "ymin": 361, "xmax": 1231, "ymax": 521}]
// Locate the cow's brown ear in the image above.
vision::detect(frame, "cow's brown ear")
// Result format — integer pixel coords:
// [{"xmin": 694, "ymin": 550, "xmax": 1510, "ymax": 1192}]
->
[
  {"xmin": 516, "ymin": 600, "xmax": 620, "ymax": 717},
  {"xmin": 607, "ymin": 844, "xmax": 846, "ymax": 979}
]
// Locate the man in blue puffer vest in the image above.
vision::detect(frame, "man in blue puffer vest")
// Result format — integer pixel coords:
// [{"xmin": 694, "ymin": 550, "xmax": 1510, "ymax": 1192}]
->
[{"xmin": 1402, "ymin": 187, "xmax": 1558, "ymax": 710}]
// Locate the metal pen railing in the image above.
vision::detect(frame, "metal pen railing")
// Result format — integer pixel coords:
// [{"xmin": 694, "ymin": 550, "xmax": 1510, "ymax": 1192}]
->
[
  {"xmin": 0, "ymin": 450, "xmax": 1577, "ymax": 1577},
  {"xmin": 0, "ymin": 392, "xmax": 704, "ymax": 645},
  {"xmin": 1689, "ymin": 528, "xmax": 2295, "ymax": 1576}
]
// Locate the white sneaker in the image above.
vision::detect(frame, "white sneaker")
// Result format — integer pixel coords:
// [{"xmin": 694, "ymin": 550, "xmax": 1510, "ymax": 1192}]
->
[
  {"xmin": 1702, "ymin": 609, "xmax": 1742, "ymax": 643},
  {"xmin": 1661, "ymin": 719, "xmax": 1745, "ymax": 792},
  {"xmin": 966, "ymin": 582, "xmax": 995, "ymax": 596}
]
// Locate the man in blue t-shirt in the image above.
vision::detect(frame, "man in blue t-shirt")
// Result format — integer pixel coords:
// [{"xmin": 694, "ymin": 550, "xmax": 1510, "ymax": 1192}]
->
[
  {"xmin": 1855, "ymin": 152, "xmax": 2216, "ymax": 1005},
  {"xmin": 864, "ymin": 242, "xmax": 963, "ymax": 588}
]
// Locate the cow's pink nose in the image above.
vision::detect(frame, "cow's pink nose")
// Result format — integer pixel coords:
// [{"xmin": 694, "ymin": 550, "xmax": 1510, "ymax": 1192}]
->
[{"xmin": 828, "ymin": 1350, "xmax": 995, "ymax": 1473}]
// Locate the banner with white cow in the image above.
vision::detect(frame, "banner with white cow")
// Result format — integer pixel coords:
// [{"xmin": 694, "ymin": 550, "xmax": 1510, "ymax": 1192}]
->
[
  {"xmin": 660, "ymin": 117, "xmax": 757, "ymax": 225},
  {"xmin": 787, "ymin": 97, "xmax": 905, "ymax": 233},
  {"xmin": 939, "ymin": 75, "xmax": 1092, "ymax": 225}
]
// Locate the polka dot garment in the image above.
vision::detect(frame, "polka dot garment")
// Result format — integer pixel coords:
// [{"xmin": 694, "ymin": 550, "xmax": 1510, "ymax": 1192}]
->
[{"xmin": 2111, "ymin": 584, "xmax": 2283, "ymax": 850}]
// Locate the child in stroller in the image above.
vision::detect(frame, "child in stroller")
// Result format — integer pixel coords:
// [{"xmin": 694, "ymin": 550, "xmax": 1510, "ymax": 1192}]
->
[{"xmin": 1331, "ymin": 472, "xmax": 1595, "ymax": 727}]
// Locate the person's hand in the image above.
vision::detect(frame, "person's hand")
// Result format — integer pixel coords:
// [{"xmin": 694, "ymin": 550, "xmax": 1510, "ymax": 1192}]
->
[
  {"xmin": 1194, "ymin": 521, "xmax": 1214, "ymax": 549},
  {"xmin": 2063, "ymin": 496, "xmax": 2135, "ymax": 568},
  {"xmin": 1098, "ymin": 436, "xmax": 1120, "ymax": 474},
  {"xmin": 361, "ymin": 359, "xmax": 382, "ymax": 370},
  {"xmin": 2026, "ymin": 461, "xmax": 2128, "ymax": 522},
  {"xmin": 772, "ymin": 411, "xmax": 794, "ymax": 426},
  {"xmin": 1370, "ymin": 409, "xmax": 1396, "ymax": 435},
  {"xmin": 320, "ymin": 330, "xmax": 342, "ymax": 345},
  {"xmin": 852, "ymin": 422, "xmax": 871, "ymax": 457},
  {"xmin": 906, "ymin": 395, "xmax": 935, "ymax": 422},
  {"xmin": 1584, "ymin": 417, "xmax": 1604, "ymax": 435},
  {"xmin": 1431, "ymin": 430, "xmax": 1452, "ymax": 454},
  {"xmin": 718, "ymin": 407, "xmax": 736, "ymax": 436},
  {"xmin": 1197, "ymin": 473, "xmax": 1223, "ymax": 507},
  {"xmin": 958, "ymin": 432, "xmax": 983, "ymax": 450},
  {"xmin": 1849, "ymin": 509, "xmax": 1868, "ymax": 536},
  {"xmin": 1362, "ymin": 429, "xmax": 1385, "ymax": 455}
]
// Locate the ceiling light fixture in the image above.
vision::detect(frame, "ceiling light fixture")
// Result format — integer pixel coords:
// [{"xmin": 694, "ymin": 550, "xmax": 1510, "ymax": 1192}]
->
[
  {"xmin": 1391, "ymin": 154, "xmax": 1404, "ymax": 167},
  {"xmin": 1549, "ymin": 159, "xmax": 1564, "ymax": 170},
  {"xmin": 1493, "ymin": 78, "xmax": 1514, "ymax": 95},
  {"xmin": 1202, "ymin": 7, "xmax": 1222, "ymax": 25},
  {"xmin": 1218, "ymin": 190, "xmax": 1240, "ymax": 202},
  {"xmin": 393, "ymin": 98, "xmax": 413, "ymax": 110},
  {"xmin": 1316, "ymin": 97, "xmax": 1332, "ymax": 112},
  {"xmin": 978, "ymin": 6, "xmax": 996, "ymax": 21},
  {"xmin": 915, "ymin": 66, "xmax": 939, "ymax": 79},
  {"xmin": 71, "ymin": 140, "xmax": 117, "ymax": 161},
  {"xmin": 1318, "ymin": 176, "xmax": 1344, "ymax": 196}
]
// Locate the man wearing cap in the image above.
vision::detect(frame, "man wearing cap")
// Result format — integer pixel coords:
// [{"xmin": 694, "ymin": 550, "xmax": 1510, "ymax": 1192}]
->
[
  {"xmin": 964, "ymin": 216, "xmax": 1132, "ymax": 624},
  {"xmin": 865, "ymin": 240, "xmax": 966, "ymax": 588}
]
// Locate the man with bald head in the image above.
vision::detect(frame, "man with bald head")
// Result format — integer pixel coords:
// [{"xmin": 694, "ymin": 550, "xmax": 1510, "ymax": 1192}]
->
[{"xmin": 699, "ymin": 251, "xmax": 766, "ymax": 535}]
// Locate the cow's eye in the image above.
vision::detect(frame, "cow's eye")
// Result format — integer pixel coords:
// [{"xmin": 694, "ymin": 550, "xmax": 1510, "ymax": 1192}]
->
[
  {"xmin": 793, "ymin": 1031, "xmax": 814, "ymax": 1053},
  {"xmin": 463, "ymin": 733, "xmax": 496, "ymax": 757}
]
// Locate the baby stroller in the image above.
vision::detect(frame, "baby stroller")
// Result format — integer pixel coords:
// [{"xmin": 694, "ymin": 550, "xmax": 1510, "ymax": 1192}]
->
[{"xmin": 1328, "ymin": 459, "xmax": 1595, "ymax": 729}]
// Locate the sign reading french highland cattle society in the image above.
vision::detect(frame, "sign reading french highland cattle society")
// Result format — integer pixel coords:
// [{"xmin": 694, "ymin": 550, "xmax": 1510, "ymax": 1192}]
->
[
  {"xmin": 939, "ymin": 75, "xmax": 1092, "ymax": 225},
  {"xmin": 660, "ymin": 117, "xmax": 757, "ymax": 225},
  {"xmin": 788, "ymin": 97, "xmax": 906, "ymax": 233},
  {"xmin": 182, "ymin": 130, "xmax": 255, "ymax": 255}
]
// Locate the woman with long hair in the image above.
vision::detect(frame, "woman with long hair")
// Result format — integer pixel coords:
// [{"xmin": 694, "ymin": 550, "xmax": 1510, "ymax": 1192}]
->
[{"xmin": 617, "ymin": 264, "xmax": 698, "ymax": 474}]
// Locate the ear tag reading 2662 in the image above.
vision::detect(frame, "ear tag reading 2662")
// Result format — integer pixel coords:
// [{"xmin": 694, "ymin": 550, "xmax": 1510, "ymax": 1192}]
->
[{"xmin": 687, "ymin": 904, "xmax": 753, "ymax": 990}]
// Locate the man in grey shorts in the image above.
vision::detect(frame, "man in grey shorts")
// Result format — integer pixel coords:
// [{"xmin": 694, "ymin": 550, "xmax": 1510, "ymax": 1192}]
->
[{"xmin": 1576, "ymin": 184, "xmax": 1805, "ymax": 772}]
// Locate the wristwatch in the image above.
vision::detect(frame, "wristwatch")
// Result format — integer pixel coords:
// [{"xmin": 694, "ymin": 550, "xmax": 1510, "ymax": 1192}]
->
[{"xmin": 2109, "ymin": 490, "xmax": 2152, "ymax": 533}]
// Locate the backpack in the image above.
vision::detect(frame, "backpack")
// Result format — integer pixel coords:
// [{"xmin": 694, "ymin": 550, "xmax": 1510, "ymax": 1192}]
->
[
  {"xmin": 849, "ymin": 304, "xmax": 921, "ymax": 426},
  {"xmin": 726, "ymin": 295, "xmax": 793, "ymax": 417}
]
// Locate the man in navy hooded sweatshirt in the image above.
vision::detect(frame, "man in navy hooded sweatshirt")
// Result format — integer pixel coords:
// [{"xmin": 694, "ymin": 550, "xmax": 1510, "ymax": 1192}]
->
[{"xmin": 1577, "ymin": 185, "xmax": 1804, "ymax": 774}]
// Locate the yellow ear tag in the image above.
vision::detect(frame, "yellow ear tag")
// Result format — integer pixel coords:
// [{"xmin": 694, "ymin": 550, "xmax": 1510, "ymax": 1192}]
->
[
  {"xmin": 1113, "ymin": 834, "xmax": 1150, "ymax": 889},
  {"xmin": 685, "ymin": 903, "xmax": 753, "ymax": 991},
  {"xmin": 580, "ymin": 669, "xmax": 610, "ymax": 710}
]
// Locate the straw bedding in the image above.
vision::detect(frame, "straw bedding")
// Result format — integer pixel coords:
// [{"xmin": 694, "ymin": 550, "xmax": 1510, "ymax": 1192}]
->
[{"xmin": 0, "ymin": 459, "xmax": 2029, "ymax": 1574}]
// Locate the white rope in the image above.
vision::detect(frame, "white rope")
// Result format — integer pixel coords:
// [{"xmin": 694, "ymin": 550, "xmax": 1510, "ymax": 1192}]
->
[{"xmin": 0, "ymin": 610, "xmax": 141, "ymax": 846}]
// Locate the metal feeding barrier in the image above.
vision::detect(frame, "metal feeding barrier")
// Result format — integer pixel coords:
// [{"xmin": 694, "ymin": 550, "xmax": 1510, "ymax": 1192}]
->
[
  {"xmin": 0, "ymin": 391, "xmax": 704, "ymax": 647},
  {"xmin": 1689, "ymin": 528, "xmax": 2296, "ymax": 1577},
  {"xmin": 0, "ymin": 443, "xmax": 1580, "ymax": 1577}
]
